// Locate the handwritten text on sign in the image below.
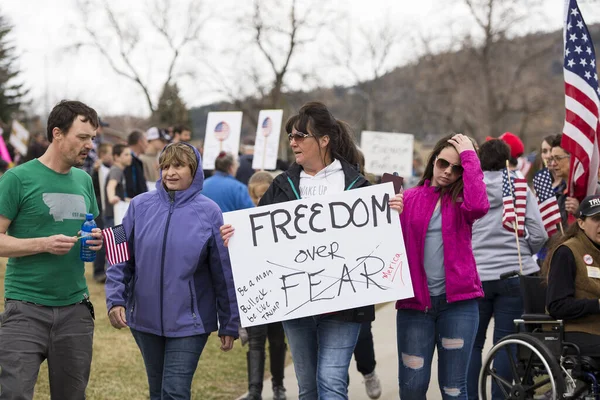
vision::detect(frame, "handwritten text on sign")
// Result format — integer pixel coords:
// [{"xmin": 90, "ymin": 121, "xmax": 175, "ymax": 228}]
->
[
  {"xmin": 360, "ymin": 131, "xmax": 414, "ymax": 177},
  {"xmin": 223, "ymin": 183, "xmax": 413, "ymax": 327}
]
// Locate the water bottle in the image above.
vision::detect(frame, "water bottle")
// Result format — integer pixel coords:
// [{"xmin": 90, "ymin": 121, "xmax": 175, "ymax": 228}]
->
[{"xmin": 80, "ymin": 213, "xmax": 97, "ymax": 262}]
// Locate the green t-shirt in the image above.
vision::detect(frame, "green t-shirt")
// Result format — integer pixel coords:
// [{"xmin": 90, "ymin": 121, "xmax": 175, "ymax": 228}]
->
[{"xmin": 0, "ymin": 159, "xmax": 99, "ymax": 306}]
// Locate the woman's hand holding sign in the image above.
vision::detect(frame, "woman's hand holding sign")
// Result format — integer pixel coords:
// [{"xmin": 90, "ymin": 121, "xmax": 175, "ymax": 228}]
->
[
  {"xmin": 389, "ymin": 193, "xmax": 404, "ymax": 214},
  {"xmin": 220, "ymin": 224, "xmax": 235, "ymax": 247}
]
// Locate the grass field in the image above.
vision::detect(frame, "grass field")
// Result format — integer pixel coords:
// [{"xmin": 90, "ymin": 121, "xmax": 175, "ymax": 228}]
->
[{"xmin": 0, "ymin": 258, "xmax": 249, "ymax": 400}]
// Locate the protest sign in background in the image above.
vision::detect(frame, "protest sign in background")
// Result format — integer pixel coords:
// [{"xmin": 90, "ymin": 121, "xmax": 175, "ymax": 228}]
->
[
  {"xmin": 361, "ymin": 131, "xmax": 414, "ymax": 177},
  {"xmin": 10, "ymin": 120, "xmax": 30, "ymax": 156},
  {"xmin": 202, "ymin": 111, "xmax": 243, "ymax": 170},
  {"xmin": 223, "ymin": 183, "xmax": 412, "ymax": 327},
  {"xmin": 252, "ymin": 109, "xmax": 283, "ymax": 171}
]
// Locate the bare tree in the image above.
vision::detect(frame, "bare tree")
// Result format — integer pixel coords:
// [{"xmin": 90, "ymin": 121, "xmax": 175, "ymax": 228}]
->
[
  {"xmin": 328, "ymin": 13, "xmax": 400, "ymax": 132},
  {"xmin": 74, "ymin": 0, "xmax": 208, "ymax": 114},
  {"xmin": 407, "ymin": 0, "xmax": 554, "ymax": 144},
  {"xmin": 247, "ymin": 0, "xmax": 327, "ymax": 110}
]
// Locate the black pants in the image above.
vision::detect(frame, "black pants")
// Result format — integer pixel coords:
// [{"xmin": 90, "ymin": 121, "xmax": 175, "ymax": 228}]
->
[
  {"xmin": 354, "ymin": 321, "xmax": 376, "ymax": 375},
  {"xmin": 565, "ymin": 332, "xmax": 600, "ymax": 357},
  {"xmin": 247, "ymin": 322, "xmax": 286, "ymax": 386}
]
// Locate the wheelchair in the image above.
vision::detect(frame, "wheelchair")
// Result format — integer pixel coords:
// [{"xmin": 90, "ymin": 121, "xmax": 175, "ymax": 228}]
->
[{"xmin": 478, "ymin": 272, "xmax": 600, "ymax": 400}]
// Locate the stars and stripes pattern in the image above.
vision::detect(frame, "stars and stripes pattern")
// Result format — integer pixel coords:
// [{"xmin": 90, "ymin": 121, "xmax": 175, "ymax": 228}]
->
[
  {"xmin": 533, "ymin": 168, "xmax": 562, "ymax": 235},
  {"xmin": 561, "ymin": 0, "xmax": 600, "ymax": 201},
  {"xmin": 101, "ymin": 224, "xmax": 130, "ymax": 266},
  {"xmin": 502, "ymin": 168, "xmax": 517, "ymax": 232},
  {"xmin": 502, "ymin": 169, "xmax": 527, "ymax": 237},
  {"xmin": 513, "ymin": 177, "xmax": 528, "ymax": 237},
  {"xmin": 214, "ymin": 121, "xmax": 231, "ymax": 141}
]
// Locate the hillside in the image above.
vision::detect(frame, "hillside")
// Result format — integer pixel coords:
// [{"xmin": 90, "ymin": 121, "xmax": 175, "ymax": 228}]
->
[{"xmin": 190, "ymin": 23, "xmax": 600, "ymax": 152}]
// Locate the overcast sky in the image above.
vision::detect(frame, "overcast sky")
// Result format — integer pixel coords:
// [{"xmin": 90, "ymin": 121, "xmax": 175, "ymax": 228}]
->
[{"xmin": 3, "ymin": 0, "xmax": 600, "ymax": 118}]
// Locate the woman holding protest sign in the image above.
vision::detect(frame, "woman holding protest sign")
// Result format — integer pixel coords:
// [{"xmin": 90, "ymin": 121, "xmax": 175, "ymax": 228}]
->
[
  {"xmin": 105, "ymin": 142, "xmax": 239, "ymax": 400},
  {"xmin": 395, "ymin": 133, "xmax": 489, "ymax": 400},
  {"xmin": 221, "ymin": 101, "xmax": 404, "ymax": 400}
]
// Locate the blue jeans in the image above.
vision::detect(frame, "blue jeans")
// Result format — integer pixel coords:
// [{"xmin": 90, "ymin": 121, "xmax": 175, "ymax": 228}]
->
[
  {"xmin": 283, "ymin": 316, "xmax": 361, "ymax": 400},
  {"xmin": 397, "ymin": 295, "xmax": 479, "ymax": 400},
  {"xmin": 131, "ymin": 329, "xmax": 209, "ymax": 400},
  {"xmin": 467, "ymin": 278, "xmax": 523, "ymax": 400}
]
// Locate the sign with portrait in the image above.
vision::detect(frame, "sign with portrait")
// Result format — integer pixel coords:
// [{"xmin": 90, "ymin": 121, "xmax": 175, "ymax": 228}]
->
[
  {"xmin": 252, "ymin": 109, "xmax": 283, "ymax": 171},
  {"xmin": 202, "ymin": 111, "xmax": 243, "ymax": 170}
]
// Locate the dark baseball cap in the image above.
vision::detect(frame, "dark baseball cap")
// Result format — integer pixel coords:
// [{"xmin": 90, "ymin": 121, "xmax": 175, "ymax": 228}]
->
[{"xmin": 577, "ymin": 195, "xmax": 600, "ymax": 218}]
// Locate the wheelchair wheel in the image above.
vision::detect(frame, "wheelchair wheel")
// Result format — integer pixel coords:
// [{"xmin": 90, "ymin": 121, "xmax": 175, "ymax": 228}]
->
[{"xmin": 479, "ymin": 334, "xmax": 566, "ymax": 400}]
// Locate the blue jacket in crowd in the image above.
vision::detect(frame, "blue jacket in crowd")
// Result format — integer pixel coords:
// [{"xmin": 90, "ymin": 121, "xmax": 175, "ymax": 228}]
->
[
  {"xmin": 202, "ymin": 171, "xmax": 255, "ymax": 212},
  {"xmin": 105, "ymin": 146, "xmax": 239, "ymax": 338}
]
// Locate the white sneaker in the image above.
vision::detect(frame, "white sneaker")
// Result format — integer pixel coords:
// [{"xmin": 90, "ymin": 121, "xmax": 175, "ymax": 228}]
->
[{"xmin": 363, "ymin": 371, "xmax": 382, "ymax": 399}]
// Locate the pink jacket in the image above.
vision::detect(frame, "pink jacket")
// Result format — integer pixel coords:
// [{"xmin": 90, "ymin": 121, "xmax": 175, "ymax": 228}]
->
[{"xmin": 396, "ymin": 150, "xmax": 489, "ymax": 311}]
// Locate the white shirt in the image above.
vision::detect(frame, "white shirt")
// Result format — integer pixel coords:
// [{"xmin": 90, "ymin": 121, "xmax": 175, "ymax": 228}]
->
[{"xmin": 299, "ymin": 159, "xmax": 345, "ymax": 199}]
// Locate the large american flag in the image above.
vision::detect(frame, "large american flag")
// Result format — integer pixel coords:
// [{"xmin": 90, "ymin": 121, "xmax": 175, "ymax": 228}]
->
[
  {"xmin": 502, "ymin": 169, "xmax": 527, "ymax": 237},
  {"xmin": 101, "ymin": 224, "xmax": 130, "ymax": 266},
  {"xmin": 560, "ymin": 0, "xmax": 600, "ymax": 201},
  {"xmin": 533, "ymin": 168, "xmax": 562, "ymax": 235}
]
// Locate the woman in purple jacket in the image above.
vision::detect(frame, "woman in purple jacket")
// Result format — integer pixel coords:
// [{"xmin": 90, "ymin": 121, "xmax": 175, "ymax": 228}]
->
[
  {"xmin": 396, "ymin": 133, "xmax": 489, "ymax": 400},
  {"xmin": 105, "ymin": 142, "xmax": 239, "ymax": 400}
]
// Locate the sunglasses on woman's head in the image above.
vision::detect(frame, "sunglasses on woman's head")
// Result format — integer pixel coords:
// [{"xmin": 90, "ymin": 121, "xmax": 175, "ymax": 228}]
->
[
  {"xmin": 435, "ymin": 157, "xmax": 463, "ymax": 174},
  {"xmin": 287, "ymin": 131, "xmax": 313, "ymax": 141}
]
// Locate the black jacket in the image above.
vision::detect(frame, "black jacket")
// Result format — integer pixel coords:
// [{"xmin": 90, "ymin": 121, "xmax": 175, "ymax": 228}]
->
[
  {"xmin": 259, "ymin": 159, "xmax": 375, "ymax": 323},
  {"xmin": 124, "ymin": 154, "xmax": 148, "ymax": 198}
]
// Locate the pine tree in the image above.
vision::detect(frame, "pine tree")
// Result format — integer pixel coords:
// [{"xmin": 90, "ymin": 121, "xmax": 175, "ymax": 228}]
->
[
  {"xmin": 0, "ymin": 12, "xmax": 27, "ymax": 123},
  {"xmin": 152, "ymin": 83, "xmax": 189, "ymax": 127}
]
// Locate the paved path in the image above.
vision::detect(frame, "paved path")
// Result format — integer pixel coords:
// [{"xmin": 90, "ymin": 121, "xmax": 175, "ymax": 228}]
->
[{"xmin": 239, "ymin": 302, "xmax": 494, "ymax": 400}]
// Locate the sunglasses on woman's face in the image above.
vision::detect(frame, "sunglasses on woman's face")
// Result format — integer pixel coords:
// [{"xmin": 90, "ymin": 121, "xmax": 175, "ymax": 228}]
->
[
  {"xmin": 435, "ymin": 157, "xmax": 463, "ymax": 175},
  {"xmin": 287, "ymin": 131, "xmax": 314, "ymax": 141}
]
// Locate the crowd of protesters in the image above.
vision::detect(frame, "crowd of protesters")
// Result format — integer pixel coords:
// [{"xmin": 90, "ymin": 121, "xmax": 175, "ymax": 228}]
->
[{"xmin": 2, "ymin": 98, "xmax": 600, "ymax": 400}]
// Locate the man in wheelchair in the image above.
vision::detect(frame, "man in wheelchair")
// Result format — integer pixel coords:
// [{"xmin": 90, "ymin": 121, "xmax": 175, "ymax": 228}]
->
[
  {"xmin": 546, "ymin": 194, "xmax": 600, "ymax": 357},
  {"xmin": 478, "ymin": 195, "xmax": 600, "ymax": 400}
]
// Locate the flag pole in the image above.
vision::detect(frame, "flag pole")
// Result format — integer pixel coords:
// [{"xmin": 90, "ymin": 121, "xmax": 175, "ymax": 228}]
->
[{"xmin": 507, "ymin": 161, "xmax": 524, "ymax": 274}]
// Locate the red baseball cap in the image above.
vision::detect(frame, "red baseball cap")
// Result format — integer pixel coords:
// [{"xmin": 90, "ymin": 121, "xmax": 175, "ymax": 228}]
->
[{"xmin": 498, "ymin": 132, "xmax": 524, "ymax": 159}]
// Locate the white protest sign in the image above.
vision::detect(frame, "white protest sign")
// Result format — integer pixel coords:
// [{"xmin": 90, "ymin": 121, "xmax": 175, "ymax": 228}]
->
[
  {"xmin": 252, "ymin": 109, "xmax": 283, "ymax": 171},
  {"xmin": 202, "ymin": 111, "xmax": 243, "ymax": 170},
  {"xmin": 361, "ymin": 131, "xmax": 413, "ymax": 177},
  {"xmin": 10, "ymin": 120, "xmax": 30, "ymax": 156},
  {"xmin": 223, "ymin": 183, "xmax": 413, "ymax": 327}
]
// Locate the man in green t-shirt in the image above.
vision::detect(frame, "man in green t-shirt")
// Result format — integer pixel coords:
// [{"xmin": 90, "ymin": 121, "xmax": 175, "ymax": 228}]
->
[{"xmin": 0, "ymin": 100, "xmax": 103, "ymax": 399}]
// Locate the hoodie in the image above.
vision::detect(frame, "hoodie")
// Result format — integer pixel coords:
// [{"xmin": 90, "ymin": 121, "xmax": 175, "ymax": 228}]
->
[
  {"xmin": 105, "ymin": 144, "xmax": 239, "ymax": 338},
  {"xmin": 472, "ymin": 170, "xmax": 547, "ymax": 281}
]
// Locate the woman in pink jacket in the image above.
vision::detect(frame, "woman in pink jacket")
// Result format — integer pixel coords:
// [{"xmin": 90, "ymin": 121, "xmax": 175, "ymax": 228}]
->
[{"xmin": 396, "ymin": 133, "xmax": 489, "ymax": 400}]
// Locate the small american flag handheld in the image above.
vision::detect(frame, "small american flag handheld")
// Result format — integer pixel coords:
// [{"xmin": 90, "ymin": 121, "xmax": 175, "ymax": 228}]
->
[
  {"xmin": 101, "ymin": 224, "xmax": 130, "ymax": 266},
  {"xmin": 502, "ymin": 168, "xmax": 517, "ymax": 232},
  {"xmin": 533, "ymin": 168, "xmax": 563, "ymax": 235}
]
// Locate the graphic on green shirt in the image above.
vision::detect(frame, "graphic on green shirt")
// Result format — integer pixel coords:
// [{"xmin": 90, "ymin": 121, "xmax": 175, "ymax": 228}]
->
[
  {"xmin": 0, "ymin": 159, "xmax": 99, "ymax": 306},
  {"xmin": 42, "ymin": 193, "xmax": 87, "ymax": 222}
]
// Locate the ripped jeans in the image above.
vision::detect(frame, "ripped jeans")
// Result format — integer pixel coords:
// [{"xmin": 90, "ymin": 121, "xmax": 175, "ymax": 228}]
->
[{"xmin": 396, "ymin": 295, "xmax": 478, "ymax": 400}]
